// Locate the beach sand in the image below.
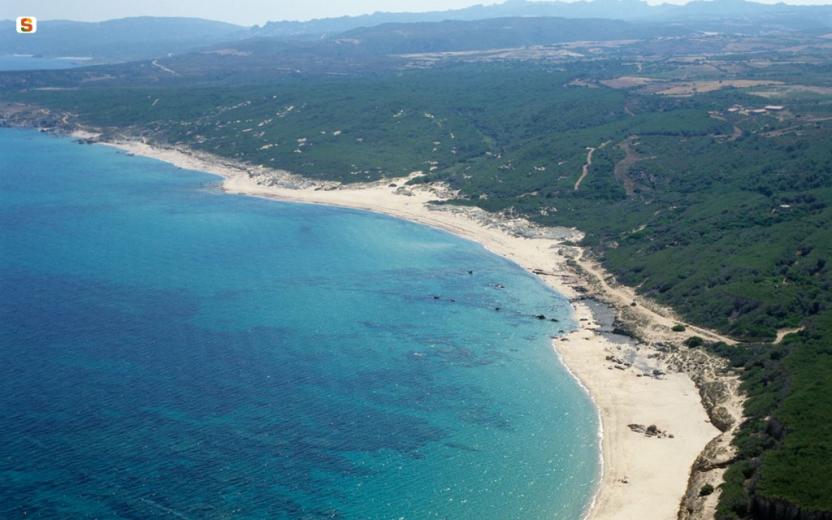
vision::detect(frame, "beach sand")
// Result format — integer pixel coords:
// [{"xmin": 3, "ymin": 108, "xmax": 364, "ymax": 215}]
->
[{"xmin": 94, "ymin": 136, "xmax": 726, "ymax": 520}]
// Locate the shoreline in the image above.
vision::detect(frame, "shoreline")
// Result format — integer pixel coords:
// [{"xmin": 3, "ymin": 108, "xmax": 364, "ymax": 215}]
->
[{"xmin": 85, "ymin": 131, "xmax": 731, "ymax": 519}]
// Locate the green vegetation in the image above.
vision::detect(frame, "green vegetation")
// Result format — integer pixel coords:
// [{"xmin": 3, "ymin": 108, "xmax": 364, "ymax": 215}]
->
[
  {"xmin": 672, "ymin": 324, "xmax": 687, "ymax": 332},
  {"xmin": 708, "ymin": 314, "xmax": 832, "ymax": 518},
  {"xmin": 685, "ymin": 336, "xmax": 705, "ymax": 348}
]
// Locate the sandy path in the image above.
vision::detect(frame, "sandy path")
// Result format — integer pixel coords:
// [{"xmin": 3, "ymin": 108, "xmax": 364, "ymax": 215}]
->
[
  {"xmin": 151, "ymin": 59, "xmax": 178, "ymax": 75},
  {"xmin": 574, "ymin": 146, "xmax": 596, "ymax": 191},
  {"xmin": 90, "ymin": 136, "xmax": 726, "ymax": 520},
  {"xmin": 574, "ymin": 141, "xmax": 610, "ymax": 191},
  {"xmin": 774, "ymin": 326, "xmax": 804, "ymax": 344}
]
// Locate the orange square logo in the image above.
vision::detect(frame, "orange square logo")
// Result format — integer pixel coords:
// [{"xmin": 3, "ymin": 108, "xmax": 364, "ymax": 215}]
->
[{"xmin": 16, "ymin": 16, "xmax": 37, "ymax": 34}]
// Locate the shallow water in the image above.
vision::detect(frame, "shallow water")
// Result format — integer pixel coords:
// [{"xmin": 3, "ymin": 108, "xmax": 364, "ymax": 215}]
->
[{"xmin": 0, "ymin": 128, "xmax": 598, "ymax": 519}]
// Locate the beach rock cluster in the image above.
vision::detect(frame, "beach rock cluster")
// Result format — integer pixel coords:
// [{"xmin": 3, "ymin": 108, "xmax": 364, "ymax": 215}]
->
[
  {"xmin": 628, "ymin": 423, "xmax": 673, "ymax": 439},
  {"xmin": 605, "ymin": 354, "xmax": 632, "ymax": 370}
]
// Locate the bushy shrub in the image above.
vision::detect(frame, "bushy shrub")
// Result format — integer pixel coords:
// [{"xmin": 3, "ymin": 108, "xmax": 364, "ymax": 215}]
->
[{"xmin": 685, "ymin": 336, "xmax": 705, "ymax": 348}]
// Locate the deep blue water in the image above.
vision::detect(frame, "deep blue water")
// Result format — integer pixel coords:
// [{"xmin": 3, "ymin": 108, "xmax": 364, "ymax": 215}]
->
[{"xmin": 0, "ymin": 128, "xmax": 598, "ymax": 519}]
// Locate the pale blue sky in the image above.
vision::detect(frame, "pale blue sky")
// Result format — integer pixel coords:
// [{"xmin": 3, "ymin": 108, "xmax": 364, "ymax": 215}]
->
[{"xmin": 4, "ymin": 0, "xmax": 832, "ymax": 26}]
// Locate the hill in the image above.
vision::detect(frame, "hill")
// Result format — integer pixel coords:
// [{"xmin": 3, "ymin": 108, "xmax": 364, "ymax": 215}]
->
[{"xmin": 255, "ymin": 0, "xmax": 832, "ymax": 38}]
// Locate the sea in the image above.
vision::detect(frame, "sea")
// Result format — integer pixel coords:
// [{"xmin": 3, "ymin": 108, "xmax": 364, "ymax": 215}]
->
[{"xmin": 0, "ymin": 128, "xmax": 599, "ymax": 519}]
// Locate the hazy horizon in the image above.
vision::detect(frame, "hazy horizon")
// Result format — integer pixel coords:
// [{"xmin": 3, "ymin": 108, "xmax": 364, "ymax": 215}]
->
[{"xmin": 5, "ymin": 0, "xmax": 832, "ymax": 26}]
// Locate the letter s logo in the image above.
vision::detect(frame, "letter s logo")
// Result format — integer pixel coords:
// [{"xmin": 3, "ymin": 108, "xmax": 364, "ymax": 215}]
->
[{"xmin": 17, "ymin": 17, "xmax": 37, "ymax": 34}]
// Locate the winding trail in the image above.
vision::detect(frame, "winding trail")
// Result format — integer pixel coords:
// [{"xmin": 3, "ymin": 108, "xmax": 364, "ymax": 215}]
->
[
  {"xmin": 774, "ymin": 326, "xmax": 804, "ymax": 344},
  {"xmin": 151, "ymin": 59, "xmax": 178, "ymax": 76},
  {"xmin": 574, "ymin": 141, "xmax": 610, "ymax": 191}
]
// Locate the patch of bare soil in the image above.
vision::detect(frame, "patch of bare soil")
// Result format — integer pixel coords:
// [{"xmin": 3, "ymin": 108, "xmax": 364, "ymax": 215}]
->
[{"xmin": 652, "ymin": 80, "xmax": 782, "ymax": 96}]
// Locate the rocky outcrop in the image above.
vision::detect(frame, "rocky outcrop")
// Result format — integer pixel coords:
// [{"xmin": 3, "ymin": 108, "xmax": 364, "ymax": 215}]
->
[{"xmin": 628, "ymin": 423, "xmax": 673, "ymax": 438}]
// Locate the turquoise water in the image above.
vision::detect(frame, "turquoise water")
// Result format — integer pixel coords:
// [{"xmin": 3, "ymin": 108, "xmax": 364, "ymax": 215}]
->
[{"xmin": 0, "ymin": 128, "xmax": 598, "ymax": 519}]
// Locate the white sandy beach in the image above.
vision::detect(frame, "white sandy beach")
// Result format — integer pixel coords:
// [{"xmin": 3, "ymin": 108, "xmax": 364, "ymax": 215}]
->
[{"xmin": 94, "ymin": 136, "xmax": 726, "ymax": 520}]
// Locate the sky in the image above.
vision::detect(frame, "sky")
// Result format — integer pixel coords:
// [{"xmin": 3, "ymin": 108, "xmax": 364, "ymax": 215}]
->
[{"xmin": 4, "ymin": 0, "xmax": 832, "ymax": 26}]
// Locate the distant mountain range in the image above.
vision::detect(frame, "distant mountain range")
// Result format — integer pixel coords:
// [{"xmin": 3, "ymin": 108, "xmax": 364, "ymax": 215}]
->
[
  {"xmin": 254, "ymin": 0, "xmax": 832, "ymax": 38},
  {"xmin": 2, "ymin": 0, "xmax": 832, "ymax": 63},
  {"xmin": 330, "ymin": 17, "xmax": 692, "ymax": 55}
]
